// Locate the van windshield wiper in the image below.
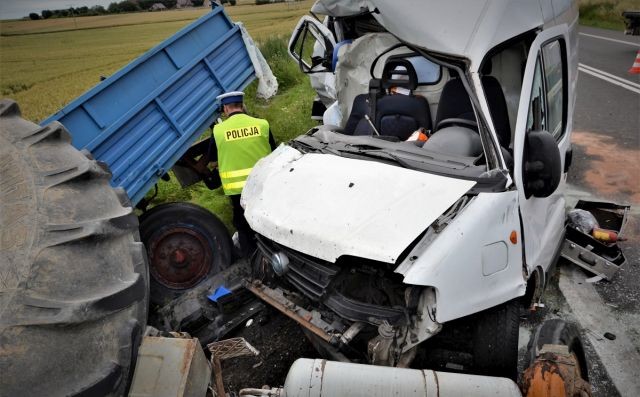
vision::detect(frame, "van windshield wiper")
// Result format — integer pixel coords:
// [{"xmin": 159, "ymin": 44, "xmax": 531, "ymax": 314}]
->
[
  {"xmin": 336, "ymin": 147, "xmax": 411, "ymax": 168},
  {"xmin": 290, "ymin": 138, "xmax": 324, "ymax": 153}
]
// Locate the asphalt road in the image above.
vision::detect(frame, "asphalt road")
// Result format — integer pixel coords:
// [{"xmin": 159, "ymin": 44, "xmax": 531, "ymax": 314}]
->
[
  {"xmin": 552, "ymin": 25, "xmax": 640, "ymax": 396},
  {"xmin": 572, "ymin": 25, "xmax": 640, "ymax": 199}
]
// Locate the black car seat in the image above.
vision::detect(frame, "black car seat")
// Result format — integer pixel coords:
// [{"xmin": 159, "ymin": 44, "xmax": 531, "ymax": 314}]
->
[
  {"xmin": 343, "ymin": 59, "xmax": 432, "ymax": 140},
  {"xmin": 434, "ymin": 75, "xmax": 511, "ymax": 147},
  {"xmin": 343, "ymin": 85, "xmax": 377, "ymax": 135},
  {"xmin": 482, "ymin": 76, "xmax": 511, "ymax": 147},
  {"xmin": 434, "ymin": 78, "xmax": 475, "ymax": 129}
]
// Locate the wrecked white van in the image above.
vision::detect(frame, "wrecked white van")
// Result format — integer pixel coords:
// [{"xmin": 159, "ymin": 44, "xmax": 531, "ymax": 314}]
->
[{"xmin": 242, "ymin": 0, "xmax": 579, "ymax": 379}]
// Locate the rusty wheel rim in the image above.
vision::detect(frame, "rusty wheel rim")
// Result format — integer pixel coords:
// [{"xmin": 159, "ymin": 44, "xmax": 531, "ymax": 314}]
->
[{"xmin": 148, "ymin": 226, "xmax": 213, "ymax": 289}]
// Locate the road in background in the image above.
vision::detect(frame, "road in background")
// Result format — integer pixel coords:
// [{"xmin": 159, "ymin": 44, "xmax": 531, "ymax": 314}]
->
[
  {"xmin": 556, "ymin": 25, "xmax": 640, "ymax": 396},
  {"xmin": 574, "ymin": 25, "xmax": 639, "ymax": 173}
]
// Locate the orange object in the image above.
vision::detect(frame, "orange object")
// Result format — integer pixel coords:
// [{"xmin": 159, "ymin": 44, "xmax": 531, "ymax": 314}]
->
[
  {"xmin": 521, "ymin": 350, "xmax": 592, "ymax": 397},
  {"xmin": 510, "ymin": 230, "xmax": 518, "ymax": 244},
  {"xmin": 629, "ymin": 50, "xmax": 640, "ymax": 74},
  {"xmin": 523, "ymin": 362, "xmax": 568, "ymax": 397},
  {"xmin": 592, "ymin": 228, "xmax": 618, "ymax": 243},
  {"xmin": 406, "ymin": 128, "xmax": 429, "ymax": 142}
]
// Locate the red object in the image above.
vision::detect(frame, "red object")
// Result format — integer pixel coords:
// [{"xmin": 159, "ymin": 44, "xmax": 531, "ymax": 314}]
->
[
  {"xmin": 592, "ymin": 228, "xmax": 618, "ymax": 243},
  {"xmin": 629, "ymin": 50, "xmax": 640, "ymax": 74}
]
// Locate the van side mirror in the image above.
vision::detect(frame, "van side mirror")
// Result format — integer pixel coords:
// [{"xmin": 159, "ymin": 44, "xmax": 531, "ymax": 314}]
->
[
  {"xmin": 523, "ymin": 130, "xmax": 561, "ymax": 198},
  {"xmin": 288, "ymin": 16, "xmax": 335, "ymax": 74}
]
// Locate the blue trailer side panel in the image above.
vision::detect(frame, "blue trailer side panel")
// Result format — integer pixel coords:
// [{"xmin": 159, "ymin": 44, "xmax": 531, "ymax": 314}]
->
[{"xmin": 42, "ymin": 7, "xmax": 255, "ymax": 205}]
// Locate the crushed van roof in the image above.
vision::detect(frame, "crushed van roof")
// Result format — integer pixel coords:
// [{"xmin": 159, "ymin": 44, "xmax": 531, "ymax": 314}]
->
[{"xmin": 312, "ymin": 0, "xmax": 571, "ymax": 68}]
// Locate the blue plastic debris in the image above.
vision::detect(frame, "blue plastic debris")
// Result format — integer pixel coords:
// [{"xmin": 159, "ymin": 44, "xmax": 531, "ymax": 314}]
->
[{"xmin": 208, "ymin": 286, "xmax": 232, "ymax": 302}]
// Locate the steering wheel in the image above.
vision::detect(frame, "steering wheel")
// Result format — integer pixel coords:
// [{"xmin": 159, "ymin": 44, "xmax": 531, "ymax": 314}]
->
[{"xmin": 436, "ymin": 118, "xmax": 478, "ymax": 131}]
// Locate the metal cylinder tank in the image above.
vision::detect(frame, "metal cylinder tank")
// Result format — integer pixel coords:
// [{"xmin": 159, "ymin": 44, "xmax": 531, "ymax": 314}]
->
[{"xmin": 281, "ymin": 359, "xmax": 522, "ymax": 397}]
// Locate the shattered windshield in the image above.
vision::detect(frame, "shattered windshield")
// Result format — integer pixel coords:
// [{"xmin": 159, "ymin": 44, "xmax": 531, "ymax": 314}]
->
[{"xmin": 307, "ymin": 38, "xmax": 506, "ymax": 188}]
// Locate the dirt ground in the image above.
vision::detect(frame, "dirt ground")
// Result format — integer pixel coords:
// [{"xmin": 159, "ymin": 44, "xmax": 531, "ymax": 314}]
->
[{"xmin": 221, "ymin": 307, "xmax": 317, "ymax": 391}]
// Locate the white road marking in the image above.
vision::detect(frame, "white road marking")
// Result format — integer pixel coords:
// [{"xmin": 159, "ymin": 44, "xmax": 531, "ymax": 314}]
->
[
  {"xmin": 579, "ymin": 63, "xmax": 640, "ymax": 89},
  {"xmin": 579, "ymin": 32, "xmax": 640, "ymax": 47},
  {"xmin": 559, "ymin": 266, "xmax": 640, "ymax": 396},
  {"xmin": 578, "ymin": 65, "xmax": 640, "ymax": 94}
]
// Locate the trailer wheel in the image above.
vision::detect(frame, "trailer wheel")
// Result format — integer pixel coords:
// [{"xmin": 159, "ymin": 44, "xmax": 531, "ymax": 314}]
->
[
  {"xmin": 524, "ymin": 319, "xmax": 589, "ymax": 381},
  {"xmin": 0, "ymin": 100, "xmax": 149, "ymax": 396},
  {"xmin": 140, "ymin": 202, "xmax": 232, "ymax": 306},
  {"xmin": 472, "ymin": 298, "xmax": 520, "ymax": 380}
]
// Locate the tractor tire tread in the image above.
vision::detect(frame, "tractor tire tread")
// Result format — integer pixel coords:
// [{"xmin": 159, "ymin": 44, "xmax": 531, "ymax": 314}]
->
[{"xmin": 0, "ymin": 99, "xmax": 149, "ymax": 397}]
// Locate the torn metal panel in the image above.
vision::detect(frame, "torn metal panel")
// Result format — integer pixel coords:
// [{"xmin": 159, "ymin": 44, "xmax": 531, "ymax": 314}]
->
[
  {"xmin": 238, "ymin": 22, "xmax": 278, "ymax": 99},
  {"xmin": 242, "ymin": 148, "xmax": 476, "ymax": 264},
  {"xmin": 397, "ymin": 192, "xmax": 526, "ymax": 322},
  {"xmin": 561, "ymin": 200, "xmax": 630, "ymax": 280},
  {"xmin": 561, "ymin": 241, "xmax": 626, "ymax": 281}
]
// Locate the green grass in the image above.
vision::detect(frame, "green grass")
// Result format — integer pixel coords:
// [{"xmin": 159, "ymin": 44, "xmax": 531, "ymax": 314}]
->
[
  {"xmin": 578, "ymin": 0, "xmax": 638, "ymax": 31},
  {"xmin": 143, "ymin": 36, "xmax": 316, "ymax": 231}
]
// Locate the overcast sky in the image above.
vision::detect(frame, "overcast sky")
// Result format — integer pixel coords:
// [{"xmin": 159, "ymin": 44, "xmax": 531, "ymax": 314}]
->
[{"xmin": 0, "ymin": 0, "xmax": 114, "ymax": 20}]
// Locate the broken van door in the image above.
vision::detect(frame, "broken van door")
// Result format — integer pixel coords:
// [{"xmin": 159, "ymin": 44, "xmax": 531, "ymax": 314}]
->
[
  {"xmin": 288, "ymin": 16, "xmax": 336, "ymax": 73},
  {"xmin": 513, "ymin": 25, "xmax": 575, "ymax": 274}
]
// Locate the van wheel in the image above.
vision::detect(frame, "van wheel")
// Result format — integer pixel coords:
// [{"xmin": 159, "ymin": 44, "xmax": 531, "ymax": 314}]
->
[
  {"xmin": 0, "ymin": 100, "xmax": 148, "ymax": 396},
  {"xmin": 472, "ymin": 299, "xmax": 520, "ymax": 380},
  {"xmin": 140, "ymin": 202, "xmax": 232, "ymax": 306},
  {"xmin": 524, "ymin": 319, "xmax": 589, "ymax": 381}
]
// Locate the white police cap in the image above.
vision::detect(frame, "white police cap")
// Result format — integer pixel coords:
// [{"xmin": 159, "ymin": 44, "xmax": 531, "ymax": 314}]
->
[{"xmin": 216, "ymin": 91, "xmax": 245, "ymax": 105}]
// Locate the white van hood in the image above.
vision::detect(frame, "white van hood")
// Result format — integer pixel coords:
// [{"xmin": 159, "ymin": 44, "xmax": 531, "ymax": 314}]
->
[{"xmin": 242, "ymin": 145, "xmax": 476, "ymax": 263}]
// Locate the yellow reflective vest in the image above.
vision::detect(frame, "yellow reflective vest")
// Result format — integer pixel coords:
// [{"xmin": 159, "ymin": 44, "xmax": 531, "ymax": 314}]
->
[{"xmin": 213, "ymin": 113, "xmax": 272, "ymax": 195}]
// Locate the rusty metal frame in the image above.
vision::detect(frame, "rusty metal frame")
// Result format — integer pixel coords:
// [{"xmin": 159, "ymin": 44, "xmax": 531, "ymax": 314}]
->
[{"xmin": 245, "ymin": 280, "xmax": 341, "ymax": 345}]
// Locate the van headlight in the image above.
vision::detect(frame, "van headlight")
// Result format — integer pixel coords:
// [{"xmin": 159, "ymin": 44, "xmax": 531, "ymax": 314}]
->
[{"xmin": 271, "ymin": 251, "xmax": 290, "ymax": 276}]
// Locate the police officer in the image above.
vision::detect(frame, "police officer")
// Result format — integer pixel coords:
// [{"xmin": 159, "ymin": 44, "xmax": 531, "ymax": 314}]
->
[{"xmin": 213, "ymin": 91, "xmax": 276, "ymax": 257}]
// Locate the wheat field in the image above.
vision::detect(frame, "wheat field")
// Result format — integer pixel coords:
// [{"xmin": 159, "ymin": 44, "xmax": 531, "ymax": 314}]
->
[{"xmin": 0, "ymin": 1, "xmax": 313, "ymax": 121}]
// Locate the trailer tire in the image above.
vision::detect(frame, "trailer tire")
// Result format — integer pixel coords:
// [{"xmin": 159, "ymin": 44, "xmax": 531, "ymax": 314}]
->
[
  {"xmin": 472, "ymin": 298, "xmax": 520, "ymax": 380},
  {"xmin": 140, "ymin": 202, "xmax": 232, "ymax": 307},
  {"xmin": 524, "ymin": 319, "xmax": 589, "ymax": 381},
  {"xmin": 0, "ymin": 99, "xmax": 149, "ymax": 396}
]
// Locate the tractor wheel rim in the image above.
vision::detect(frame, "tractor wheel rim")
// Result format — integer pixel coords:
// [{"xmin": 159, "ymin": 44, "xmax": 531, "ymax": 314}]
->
[{"xmin": 148, "ymin": 226, "xmax": 213, "ymax": 289}]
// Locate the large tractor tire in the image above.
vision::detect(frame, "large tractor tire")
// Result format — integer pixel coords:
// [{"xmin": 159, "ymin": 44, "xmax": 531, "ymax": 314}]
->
[{"xmin": 0, "ymin": 100, "xmax": 149, "ymax": 396}]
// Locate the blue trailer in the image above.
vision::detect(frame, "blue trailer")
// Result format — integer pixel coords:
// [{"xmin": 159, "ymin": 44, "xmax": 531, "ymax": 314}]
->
[
  {"xmin": 42, "ymin": 5, "xmax": 255, "ymax": 206},
  {"xmin": 42, "ymin": 5, "xmax": 262, "ymax": 304}
]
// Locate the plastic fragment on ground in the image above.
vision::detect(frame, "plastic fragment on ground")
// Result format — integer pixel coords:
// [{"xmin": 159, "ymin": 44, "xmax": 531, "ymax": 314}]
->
[{"xmin": 208, "ymin": 286, "xmax": 232, "ymax": 302}]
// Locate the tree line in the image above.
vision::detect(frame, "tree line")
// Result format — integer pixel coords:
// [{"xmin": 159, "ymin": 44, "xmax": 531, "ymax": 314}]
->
[{"xmin": 29, "ymin": 0, "xmax": 206, "ymax": 20}]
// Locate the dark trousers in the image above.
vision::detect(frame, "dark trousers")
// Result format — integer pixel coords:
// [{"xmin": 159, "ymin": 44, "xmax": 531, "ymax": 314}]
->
[{"xmin": 229, "ymin": 194, "xmax": 256, "ymax": 257}]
